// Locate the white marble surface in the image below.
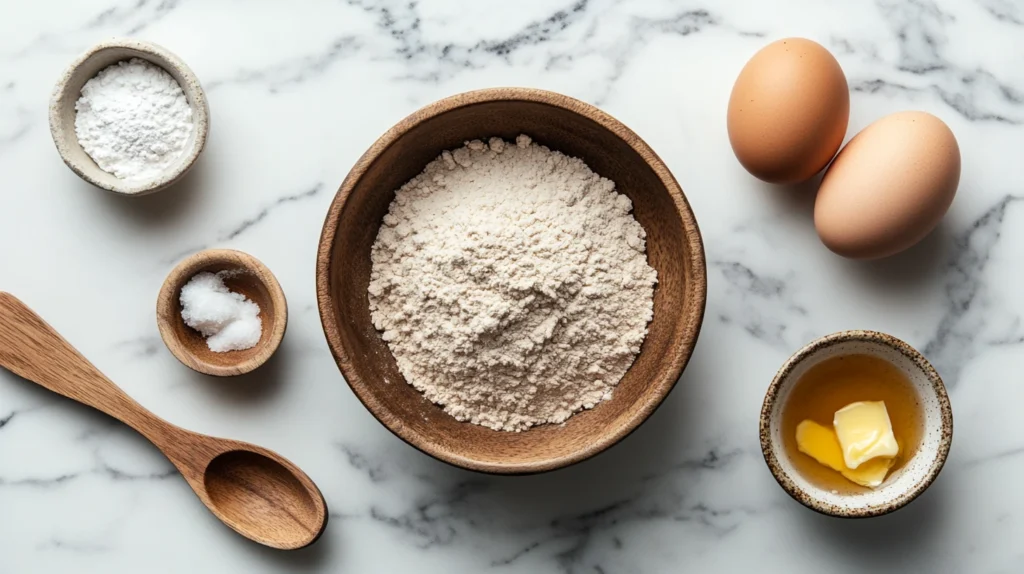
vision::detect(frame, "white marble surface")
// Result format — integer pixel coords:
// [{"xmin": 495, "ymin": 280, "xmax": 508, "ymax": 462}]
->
[{"xmin": 1, "ymin": 0, "xmax": 1022, "ymax": 572}]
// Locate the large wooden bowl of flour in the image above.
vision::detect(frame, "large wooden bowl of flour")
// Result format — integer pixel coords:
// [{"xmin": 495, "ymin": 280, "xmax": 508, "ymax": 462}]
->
[{"xmin": 317, "ymin": 88, "xmax": 706, "ymax": 474}]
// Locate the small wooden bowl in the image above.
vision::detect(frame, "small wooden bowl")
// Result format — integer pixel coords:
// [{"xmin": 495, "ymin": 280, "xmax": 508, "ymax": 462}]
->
[
  {"xmin": 49, "ymin": 38, "xmax": 209, "ymax": 196},
  {"xmin": 760, "ymin": 330, "xmax": 953, "ymax": 517},
  {"xmin": 157, "ymin": 250, "xmax": 287, "ymax": 377},
  {"xmin": 316, "ymin": 88, "xmax": 707, "ymax": 474}
]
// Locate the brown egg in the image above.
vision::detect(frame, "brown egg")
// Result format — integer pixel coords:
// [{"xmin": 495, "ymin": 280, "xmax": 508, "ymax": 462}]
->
[
  {"xmin": 814, "ymin": 111, "xmax": 961, "ymax": 259},
  {"xmin": 727, "ymin": 38, "xmax": 849, "ymax": 184}
]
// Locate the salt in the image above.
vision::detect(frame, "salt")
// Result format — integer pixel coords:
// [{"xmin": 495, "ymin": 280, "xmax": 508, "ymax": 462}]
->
[{"xmin": 179, "ymin": 272, "xmax": 262, "ymax": 353}]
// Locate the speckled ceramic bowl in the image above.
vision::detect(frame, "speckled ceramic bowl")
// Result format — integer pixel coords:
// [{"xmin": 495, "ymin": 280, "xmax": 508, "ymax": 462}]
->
[
  {"xmin": 760, "ymin": 330, "xmax": 953, "ymax": 518},
  {"xmin": 49, "ymin": 38, "xmax": 209, "ymax": 196}
]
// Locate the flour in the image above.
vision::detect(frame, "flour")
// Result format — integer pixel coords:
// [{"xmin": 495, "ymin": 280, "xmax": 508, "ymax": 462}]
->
[
  {"xmin": 368, "ymin": 135, "xmax": 657, "ymax": 432},
  {"xmin": 74, "ymin": 58, "xmax": 194, "ymax": 180}
]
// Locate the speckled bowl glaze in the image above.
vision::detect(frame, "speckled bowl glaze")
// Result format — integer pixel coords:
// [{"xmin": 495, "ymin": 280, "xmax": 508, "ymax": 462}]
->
[
  {"xmin": 760, "ymin": 330, "xmax": 953, "ymax": 518},
  {"xmin": 49, "ymin": 38, "xmax": 209, "ymax": 196}
]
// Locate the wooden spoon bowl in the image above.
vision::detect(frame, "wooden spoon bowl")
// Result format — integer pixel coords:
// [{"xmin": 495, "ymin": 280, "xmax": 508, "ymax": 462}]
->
[
  {"xmin": 0, "ymin": 293, "xmax": 326, "ymax": 549},
  {"xmin": 316, "ymin": 88, "xmax": 707, "ymax": 474},
  {"xmin": 157, "ymin": 249, "xmax": 287, "ymax": 376}
]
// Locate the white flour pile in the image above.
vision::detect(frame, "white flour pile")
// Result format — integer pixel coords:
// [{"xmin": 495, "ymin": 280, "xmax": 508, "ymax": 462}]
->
[
  {"xmin": 75, "ymin": 58, "xmax": 194, "ymax": 180},
  {"xmin": 368, "ymin": 135, "xmax": 657, "ymax": 432}
]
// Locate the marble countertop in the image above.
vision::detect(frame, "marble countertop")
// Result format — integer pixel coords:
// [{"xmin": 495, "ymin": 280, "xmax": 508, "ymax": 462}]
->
[{"xmin": 2, "ymin": 0, "xmax": 1022, "ymax": 572}]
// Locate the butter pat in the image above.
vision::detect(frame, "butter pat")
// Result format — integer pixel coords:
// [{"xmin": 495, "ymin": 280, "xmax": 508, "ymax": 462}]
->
[
  {"xmin": 796, "ymin": 420, "xmax": 896, "ymax": 488},
  {"xmin": 833, "ymin": 401, "xmax": 899, "ymax": 469}
]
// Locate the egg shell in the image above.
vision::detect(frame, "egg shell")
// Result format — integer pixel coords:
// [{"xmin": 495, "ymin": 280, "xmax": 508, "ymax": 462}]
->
[
  {"xmin": 727, "ymin": 38, "xmax": 849, "ymax": 184},
  {"xmin": 814, "ymin": 111, "xmax": 961, "ymax": 260}
]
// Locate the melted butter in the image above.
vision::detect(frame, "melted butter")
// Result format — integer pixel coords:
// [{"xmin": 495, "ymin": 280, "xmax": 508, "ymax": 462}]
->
[
  {"xmin": 782, "ymin": 354, "xmax": 923, "ymax": 494},
  {"xmin": 796, "ymin": 419, "xmax": 896, "ymax": 488}
]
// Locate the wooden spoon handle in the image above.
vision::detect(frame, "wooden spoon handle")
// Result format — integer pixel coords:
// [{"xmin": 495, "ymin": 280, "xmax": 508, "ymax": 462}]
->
[{"xmin": 0, "ymin": 292, "xmax": 156, "ymax": 434}]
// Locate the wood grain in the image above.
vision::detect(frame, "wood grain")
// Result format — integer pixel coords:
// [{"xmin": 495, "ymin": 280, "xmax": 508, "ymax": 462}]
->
[
  {"xmin": 156, "ymin": 249, "xmax": 287, "ymax": 376},
  {"xmin": 0, "ymin": 292, "xmax": 326, "ymax": 549},
  {"xmin": 316, "ymin": 87, "xmax": 707, "ymax": 474}
]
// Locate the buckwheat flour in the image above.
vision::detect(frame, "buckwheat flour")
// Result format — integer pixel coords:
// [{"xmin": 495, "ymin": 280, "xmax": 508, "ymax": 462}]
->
[{"xmin": 368, "ymin": 135, "xmax": 657, "ymax": 432}]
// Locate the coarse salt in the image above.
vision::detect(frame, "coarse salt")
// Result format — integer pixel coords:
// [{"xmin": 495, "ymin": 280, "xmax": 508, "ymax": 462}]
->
[{"xmin": 179, "ymin": 272, "xmax": 262, "ymax": 353}]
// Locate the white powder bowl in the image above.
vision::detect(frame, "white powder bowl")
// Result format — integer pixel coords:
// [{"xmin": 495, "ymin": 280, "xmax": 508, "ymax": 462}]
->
[
  {"xmin": 49, "ymin": 38, "xmax": 209, "ymax": 196},
  {"xmin": 760, "ymin": 330, "xmax": 953, "ymax": 518}
]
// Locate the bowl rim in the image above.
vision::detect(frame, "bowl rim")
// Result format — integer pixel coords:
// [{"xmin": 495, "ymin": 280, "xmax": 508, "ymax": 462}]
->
[
  {"xmin": 156, "ymin": 248, "xmax": 288, "ymax": 377},
  {"xmin": 315, "ymin": 87, "xmax": 707, "ymax": 474},
  {"xmin": 48, "ymin": 37, "xmax": 210, "ymax": 196},
  {"xmin": 759, "ymin": 329, "xmax": 954, "ymax": 517}
]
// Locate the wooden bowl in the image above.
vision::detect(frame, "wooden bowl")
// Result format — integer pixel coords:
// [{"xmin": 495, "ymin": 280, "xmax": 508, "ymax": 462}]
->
[
  {"xmin": 316, "ymin": 88, "xmax": 707, "ymax": 474},
  {"xmin": 157, "ymin": 249, "xmax": 287, "ymax": 377},
  {"xmin": 49, "ymin": 38, "xmax": 209, "ymax": 196}
]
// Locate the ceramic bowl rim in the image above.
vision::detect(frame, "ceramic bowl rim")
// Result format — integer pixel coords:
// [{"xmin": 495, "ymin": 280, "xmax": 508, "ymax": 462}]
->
[
  {"xmin": 760, "ymin": 329, "xmax": 953, "ymax": 518},
  {"xmin": 48, "ymin": 37, "xmax": 210, "ymax": 196},
  {"xmin": 315, "ymin": 87, "xmax": 708, "ymax": 474}
]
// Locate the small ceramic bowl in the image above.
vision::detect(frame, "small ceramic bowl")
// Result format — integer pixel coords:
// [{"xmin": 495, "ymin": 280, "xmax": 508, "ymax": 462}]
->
[
  {"xmin": 157, "ymin": 249, "xmax": 287, "ymax": 377},
  {"xmin": 49, "ymin": 38, "xmax": 210, "ymax": 196},
  {"xmin": 760, "ymin": 330, "xmax": 953, "ymax": 517}
]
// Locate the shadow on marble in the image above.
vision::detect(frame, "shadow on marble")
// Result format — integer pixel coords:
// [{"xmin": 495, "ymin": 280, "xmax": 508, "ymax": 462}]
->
[
  {"xmin": 847, "ymin": 219, "xmax": 951, "ymax": 291},
  {"xmin": 227, "ymin": 518, "xmax": 338, "ymax": 569},
  {"xmin": 389, "ymin": 334, "xmax": 718, "ymax": 522},
  {"xmin": 184, "ymin": 338, "xmax": 291, "ymax": 406},
  {"xmin": 766, "ymin": 171, "xmax": 824, "ymax": 221},
  {"xmin": 755, "ymin": 166, "xmax": 950, "ymax": 293},
  {"xmin": 800, "ymin": 474, "xmax": 949, "ymax": 563},
  {"xmin": 0, "ymin": 369, "xmax": 168, "ymax": 477},
  {"xmin": 2, "ymin": 366, "xmax": 336, "ymax": 562},
  {"xmin": 91, "ymin": 152, "xmax": 208, "ymax": 226},
  {"xmin": 0, "ymin": 369, "xmax": 110, "ymax": 433}
]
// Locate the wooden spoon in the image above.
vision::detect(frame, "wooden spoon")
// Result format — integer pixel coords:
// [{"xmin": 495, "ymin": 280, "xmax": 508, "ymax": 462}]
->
[{"xmin": 0, "ymin": 292, "xmax": 327, "ymax": 550}]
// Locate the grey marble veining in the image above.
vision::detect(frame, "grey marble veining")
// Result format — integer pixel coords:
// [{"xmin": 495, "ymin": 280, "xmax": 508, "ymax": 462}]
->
[{"xmin": 1, "ymin": 0, "xmax": 1023, "ymax": 572}]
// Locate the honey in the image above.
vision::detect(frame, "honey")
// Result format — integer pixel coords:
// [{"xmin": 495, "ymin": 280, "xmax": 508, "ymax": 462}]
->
[{"xmin": 781, "ymin": 354, "xmax": 924, "ymax": 493}]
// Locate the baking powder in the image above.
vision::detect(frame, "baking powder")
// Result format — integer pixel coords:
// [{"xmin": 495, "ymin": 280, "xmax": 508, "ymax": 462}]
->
[{"xmin": 74, "ymin": 58, "xmax": 194, "ymax": 180}]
